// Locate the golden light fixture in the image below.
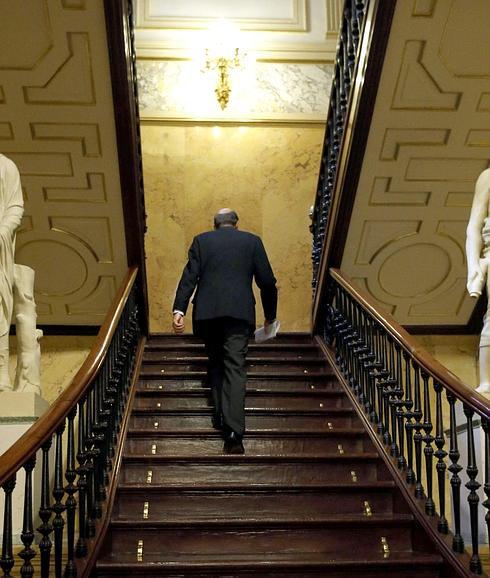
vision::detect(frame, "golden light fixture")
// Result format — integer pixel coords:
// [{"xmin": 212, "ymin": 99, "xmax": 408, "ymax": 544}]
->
[{"xmin": 203, "ymin": 20, "xmax": 244, "ymax": 110}]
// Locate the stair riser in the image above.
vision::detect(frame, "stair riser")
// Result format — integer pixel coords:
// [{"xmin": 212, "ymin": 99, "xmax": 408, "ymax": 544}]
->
[
  {"xmin": 120, "ymin": 461, "xmax": 381, "ymax": 485},
  {"xmin": 141, "ymin": 365, "xmax": 328, "ymax": 374},
  {"xmin": 137, "ymin": 379, "xmax": 340, "ymax": 391},
  {"xmin": 104, "ymin": 526, "xmax": 413, "ymax": 556},
  {"xmin": 123, "ymin": 436, "xmax": 370, "ymax": 455},
  {"xmin": 132, "ymin": 395, "xmax": 350, "ymax": 411},
  {"xmin": 129, "ymin": 414, "xmax": 359, "ymax": 430},
  {"xmin": 96, "ymin": 569, "xmax": 440, "ymax": 578},
  {"xmin": 112, "ymin": 490, "xmax": 396, "ymax": 519},
  {"xmin": 144, "ymin": 349, "xmax": 322, "ymax": 359}
]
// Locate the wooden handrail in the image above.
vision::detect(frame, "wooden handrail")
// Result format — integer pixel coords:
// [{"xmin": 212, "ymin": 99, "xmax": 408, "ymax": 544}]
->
[
  {"xmin": 0, "ymin": 266, "xmax": 139, "ymax": 486},
  {"xmin": 330, "ymin": 267, "xmax": 490, "ymax": 420}
]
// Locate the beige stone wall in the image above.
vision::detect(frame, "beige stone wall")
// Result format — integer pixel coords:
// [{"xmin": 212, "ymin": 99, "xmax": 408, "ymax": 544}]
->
[
  {"xmin": 8, "ymin": 335, "xmax": 94, "ymax": 404},
  {"xmin": 142, "ymin": 123, "xmax": 324, "ymax": 333}
]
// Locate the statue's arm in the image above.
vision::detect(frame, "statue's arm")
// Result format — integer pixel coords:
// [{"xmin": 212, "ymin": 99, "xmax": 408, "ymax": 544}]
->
[{"xmin": 466, "ymin": 169, "xmax": 490, "ymax": 297}]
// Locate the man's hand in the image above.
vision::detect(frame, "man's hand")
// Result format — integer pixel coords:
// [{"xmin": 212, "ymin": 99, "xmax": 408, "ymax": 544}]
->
[{"xmin": 172, "ymin": 312, "xmax": 185, "ymax": 334}]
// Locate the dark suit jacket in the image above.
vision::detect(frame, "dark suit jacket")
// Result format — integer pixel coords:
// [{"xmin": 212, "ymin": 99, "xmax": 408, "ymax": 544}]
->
[{"xmin": 173, "ymin": 227, "xmax": 277, "ymax": 327}]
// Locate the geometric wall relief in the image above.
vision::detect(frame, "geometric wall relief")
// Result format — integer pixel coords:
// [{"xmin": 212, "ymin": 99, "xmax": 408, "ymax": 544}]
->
[
  {"xmin": 355, "ymin": 220, "xmax": 421, "ymax": 265},
  {"xmin": 369, "ymin": 177, "xmax": 431, "ymax": 206},
  {"xmin": 392, "ymin": 40, "xmax": 461, "ymax": 110},
  {"xmin": 49, "ymin": 217, "xmax": 114, "ymax": 263},
  {"xmin": 438, "ymin": 0, "xmax": 490, "ymax": 78},
  {"xmin": 24, "ymin": 33, "xmax": 95, "ymax": 105},
  {"xmin": 466, "ymin": 130, "xmax": 490, "ymax": 148},
  {"xmin": 42, "ymin": 173, "xmax": 107, "ymax": 203},
  {"xmin": 0, "ymin": 1, "xmax": 52, "ymax": 70},
  {"xmin": 31, "ymin": 123, "xmax": 102, "ymax": 157},
  {"xmin": 478, "ymin": 93, "xmax": 490, "ymax": 111},
  {"xmin": 0, "ymin": 123, "xmax": 14, "ymax": 140},
  {"xmin": 380, "ymin": 128, "xmax": 449, "ymax": 161},
  {"xmin": 405, "ymin": 158, "xmax": 489, "ymax": 184},
  {"xmin": 0, "ymin": 0, "xmax": 128, "ymax": 325},
  {"xmin": 62, "ymin": 0, "xmax": 87, "ymax": 9},
  {"xmin": 412, "ymin": 0, "xmax": 436, "ymax": 18},
  {"xmin": 340, "ymin": 0, "xmax": 490, "ymax": 326}
]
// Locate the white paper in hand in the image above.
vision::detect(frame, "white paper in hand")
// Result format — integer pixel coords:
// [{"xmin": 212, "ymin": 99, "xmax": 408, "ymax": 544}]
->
[{"xmin": 254, "ymin": 320, "xmax": 280, "ymax": 343}]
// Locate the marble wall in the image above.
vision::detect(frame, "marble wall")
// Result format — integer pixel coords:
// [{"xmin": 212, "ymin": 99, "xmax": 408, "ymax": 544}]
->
[
  {"xmin": 137, "ymin": 61, "xmax": 333, "ymax": 120},
  {"xmin": 142, "ymin": 123, "xmax": 325, "ymax": 333},
  {"xmin": 8, "ymin": 335, "xmax": 94, "ymax": 404}
]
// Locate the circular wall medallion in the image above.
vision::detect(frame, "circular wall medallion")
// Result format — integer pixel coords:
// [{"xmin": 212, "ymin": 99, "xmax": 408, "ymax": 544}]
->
[
  {"xmin": 378, "ymin": 243, "xmax": 451, "ymax": 298},
  {"xmin": 16, "ymin": 240, "xmax": 88, "ymax": 296}
]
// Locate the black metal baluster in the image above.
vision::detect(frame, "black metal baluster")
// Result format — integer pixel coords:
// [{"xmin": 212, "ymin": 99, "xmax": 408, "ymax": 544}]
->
[
  {"xmin": 447, "ymin": 392, "xmax": 464, "ymax": 553},
  {"xmin": 421, "ymin": 371, "xmax": 435, "ymax": 515},
  {"xmin": 76, "ymin": 399, "xmax": 88, "ymax": 558},
  {"xmin": 86, "ymin": 388, "xmax": 97, "ymax": 538},
  {"xmin": 464, "ymin": 406, "xmax": 482, "ymax": 573},
  {"xmin": 38, "ymin": 439, "xmax": 53, "ymax": 578},
  {"xmin": 65, "ymin": 408, "xmax": 78, "ymax": 578},
  {"xmin": 375, "ymin": 329, "xmax": 389, "ymax": 437},
  {"xmin": 52, "ymin": 423, "xmax": 66, "ymax": 578},
  {"xmin": 19, "ymin": 456, "xmax": 36, "ymax": 577},
  {"xmin": 412, "ymin": 364, "xmax": 424, "ymax": 499},
  {"xmin": 388, "ymin": 343, "xmax": 398, "ymax": 457},
  {"xmin": 403, "ymin": 353, "xmax": 415, "ymax": 484},
  {"xmin": 1, "ymin": 476, "xmax": 16, "ymax": 577},
  {"xmin": 433, "ymin": 381, "xmax": 448, "ymax": 533},
  {"xmin": 394, "ymin": 345, "xmax": 406, "ymax": 469},
  {"xmin": 482, "ymin": 419, "xmax": 490, "ymax": 553}
]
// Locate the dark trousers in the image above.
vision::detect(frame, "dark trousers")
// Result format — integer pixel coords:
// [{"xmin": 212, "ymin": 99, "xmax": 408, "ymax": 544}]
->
[{"xmin": 198, "ymin": 317, "xmax": 250, "ymax": 435}]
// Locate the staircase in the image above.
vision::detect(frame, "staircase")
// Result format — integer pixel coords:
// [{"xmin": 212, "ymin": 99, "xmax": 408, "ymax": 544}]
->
[{"xmin": 95, "ymin": 334, "xmax": 443, "ymax": 577}]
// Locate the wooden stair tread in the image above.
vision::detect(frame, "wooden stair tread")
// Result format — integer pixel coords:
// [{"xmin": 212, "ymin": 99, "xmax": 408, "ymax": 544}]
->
[
  {"xmin": 136, "ymin": 385, "xmax": 340, "ymax": 398},
  {"xmin": 139, "ymin": 371, "xmax": 334, "ymax": 378},
  {"xmin": 126, "ymin": 428, "xmax": 367, "ymax": 437},
  {"xmin": 131, "ymin": 407, "xmax": 354, "ymax": 415},
  {"xmin": 110, "ymin": 513, "xmax": 414, "ymax": 527},
  {"xmin": 117, "ymin": 480, "xmax": 396, "ymax": 492},
  {"xmin": 97, "ymin": 550, "xmax": 442, "ymax": 567},
  {"xmin": 121, "ymin": 452, "xmax": 380, "ymax": 462}
]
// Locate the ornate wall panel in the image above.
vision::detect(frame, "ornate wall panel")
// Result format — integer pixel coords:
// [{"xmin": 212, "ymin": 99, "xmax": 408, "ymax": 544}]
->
[
  {"xmin": 341, "ymin": 0, "xmax": 490, "ymax": 326},
  {"xmin": 0, "ymin": 0, "xmax": 128, "ymax": 325}
]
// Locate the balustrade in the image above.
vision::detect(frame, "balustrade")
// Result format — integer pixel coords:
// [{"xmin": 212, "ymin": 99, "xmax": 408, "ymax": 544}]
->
[
  {"xmin": 0, "ymin": 268, "xmax": 142, "ymax": 578},
  {"xmin": 320, "ymin": 268, "xmax": 490, "ymax": 575},
  {"xmin": 311, "ymin": 0, "xmax": 368, "ymax": 290}
]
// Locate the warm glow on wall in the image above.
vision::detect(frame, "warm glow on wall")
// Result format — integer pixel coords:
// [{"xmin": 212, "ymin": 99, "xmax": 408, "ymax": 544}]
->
[{"xmin": 176, "ymin": 18, "xmax": 257, "ymax": 115}]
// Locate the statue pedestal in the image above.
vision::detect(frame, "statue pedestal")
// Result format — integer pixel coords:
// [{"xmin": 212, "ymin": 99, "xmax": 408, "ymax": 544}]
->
[{"xmin": 0, "ymin": 391, "xmax": 49, "ymax": 544}]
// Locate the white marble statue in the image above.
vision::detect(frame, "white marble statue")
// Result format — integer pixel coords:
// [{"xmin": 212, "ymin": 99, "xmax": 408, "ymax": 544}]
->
[
  {"xmin": 466, "ymin": 168, "xmax": 490, "ymax": 393},
  {"xmin": 0, "ymin": 155, "xmax": 43, "ymax": 395},
  {"xmin": 0, "ymin": 154, "xmax": 24, "ymax": 391},
  {"xmin": 13, "ymin": 264, "xmax": 42, "ymax": 394}
]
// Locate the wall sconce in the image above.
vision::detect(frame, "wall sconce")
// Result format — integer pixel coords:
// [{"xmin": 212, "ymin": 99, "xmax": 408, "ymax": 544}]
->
[{"xmin": 203, "ymin": 20, "xmax": 245, "ymax": 110}]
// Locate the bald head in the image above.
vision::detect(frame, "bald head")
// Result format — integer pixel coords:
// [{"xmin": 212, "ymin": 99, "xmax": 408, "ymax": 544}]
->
[{"xmin": 214, "ymin": 208, "xmax": 239, "ymax": 229}]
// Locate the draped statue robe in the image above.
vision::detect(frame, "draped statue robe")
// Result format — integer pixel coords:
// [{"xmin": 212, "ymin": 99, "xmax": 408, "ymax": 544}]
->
[{"xmin": 0, "ymin": 155, "xmax": 24, "ymax": 337}]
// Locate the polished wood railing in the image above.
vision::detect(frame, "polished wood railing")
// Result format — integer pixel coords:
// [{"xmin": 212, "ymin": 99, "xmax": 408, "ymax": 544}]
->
[
  {"xmin": 0, "ymin": 267, "xmax": 144, "ymax": 578},
  {"xmin": 310, "ymin": 0, "xmax": 396, "ymax": 328},
  {"xmin": 317, "ymin": 268, "xmax": 489, "ymax": 575}
]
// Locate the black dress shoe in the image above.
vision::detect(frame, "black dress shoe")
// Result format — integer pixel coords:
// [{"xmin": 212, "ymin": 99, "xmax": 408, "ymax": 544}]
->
[{"xmin": 223, "ymin": 431, "xmax": 244, "ymax": 454}]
